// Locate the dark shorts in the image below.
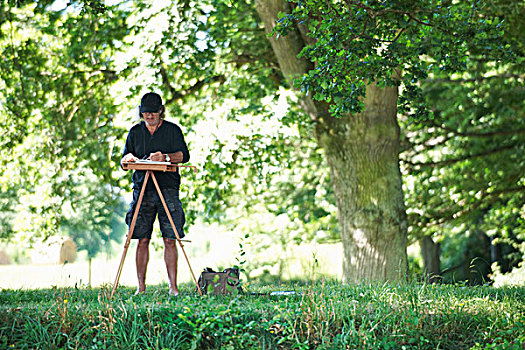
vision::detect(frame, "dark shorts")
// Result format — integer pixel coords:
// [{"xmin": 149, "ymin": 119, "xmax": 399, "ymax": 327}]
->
[{"xmin": 125, "ymin": 188, "xmax": 185, "ymax": 240}]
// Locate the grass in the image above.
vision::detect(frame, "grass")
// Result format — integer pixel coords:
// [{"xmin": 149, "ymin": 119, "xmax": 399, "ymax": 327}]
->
[{"xmin": 1, "ymin": 280, "xmax": 524, "ymax": 349}]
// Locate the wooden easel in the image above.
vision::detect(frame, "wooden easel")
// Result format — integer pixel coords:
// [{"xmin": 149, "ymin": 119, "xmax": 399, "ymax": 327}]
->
[{"xmin": 110, "ymin": 162, "xmax": 203, "ymax": 298}]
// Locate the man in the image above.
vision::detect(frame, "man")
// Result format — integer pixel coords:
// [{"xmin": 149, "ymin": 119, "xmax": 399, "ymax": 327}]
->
[{"xmin": 121, "ymin": 92, "xmax": 190, "ymax": 296}]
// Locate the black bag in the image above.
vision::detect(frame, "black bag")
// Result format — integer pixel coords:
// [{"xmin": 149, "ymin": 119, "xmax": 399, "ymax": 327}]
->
[{"xmin": 197, "ymin": 267, "xmax": 242, "ymax": 295}]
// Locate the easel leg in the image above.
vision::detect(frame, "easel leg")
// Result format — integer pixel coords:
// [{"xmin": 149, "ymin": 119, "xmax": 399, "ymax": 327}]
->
[
  {"xmin": 150, "ymin": 172, "xmax": 203, "ymax": 296},
  {"xmin": 111, "ymin": 171, "xmax": 151, "ymax": 299}
]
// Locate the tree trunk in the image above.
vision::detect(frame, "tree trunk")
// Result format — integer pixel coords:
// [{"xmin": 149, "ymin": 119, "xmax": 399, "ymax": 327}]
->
[
  {"xmin": 255, "ymin": 0, "xmax": 408, "ymax": 283},
  {"xmin": 314, "ymin": 86, "xmax": 408, "ymax": 283},
  {"xmin": 420, "ymin": 236, "xmax": 441, "ymax": 283}
]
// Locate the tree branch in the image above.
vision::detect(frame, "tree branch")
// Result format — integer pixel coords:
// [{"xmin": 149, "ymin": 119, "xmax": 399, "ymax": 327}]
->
[
  {"xmin": 419, "ymin": 186, "xmax": 525, "ymax": 228},
  {"xmin": 403, "ymin": 115, "xmax": 525, "ymax": 156},
  {"xmin": 444, "ymin": 127, "xmax": 525, "ymax": 138},
  {"xmin": 7, "ymin": 5, "xmax": 25, "ymax": 97},
  {"xmin": 40, "ymin": 69, "xmax": 117, "ymax": 80},
  {"xmin": 401, "ymin": 132, "xmax": 454, "ymax": 154},
  {"xmin": 428, "ymin": 116, "xmax": 525, "ymax": 139},
  {"xmin": 407, "ymin": 13, "xmax": 433, "ymax": 27},
  {"xmin": 159, "ymin": 64, "xmax": 182, "ymax": 101},
  {"xmin": 403, "ymin": 125, "xmax": 525, "ymax": 156},
  {"xmin": 427, "ymin": 73, "xmax": 525, "ymax": 83},
  {"xmin": 343, "ymin": 0, "xmax": 435, "ymax": 23},
  {"xmin": 159, "ymin": 64, "xmax": 226, "ymax": 105},
  {"xmin": 402, "ymin": 143, "xmax": 519, "ymax": 169}
]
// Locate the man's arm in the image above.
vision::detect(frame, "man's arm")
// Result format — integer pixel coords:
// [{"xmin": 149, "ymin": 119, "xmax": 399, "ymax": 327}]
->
[
  {"xmin": 121, "ymin": 153, "xmax": 139, "ymax": 165},
  {"xmin": 148, "ymin": 124, "xmax": 190, "ymax": 163},
  {"xmin": 148, "ymin": 151, "xmax": 183, "ymax": 163},
  {"xmin": 166, "ymin": 151, "xmax": 184, "ymax": 163},
  {"xmin": 173, "ymin": 125, "xmax": 190, "ymax": 163},
  {"xmin": 121, "ymin": 129, "xmax": 138, "ymax": 167}
]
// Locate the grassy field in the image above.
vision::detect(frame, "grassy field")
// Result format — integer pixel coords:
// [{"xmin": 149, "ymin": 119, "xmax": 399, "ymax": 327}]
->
[
  {"xmin": 0, "ymin": 236, "xmax": 344, "ymax": 290},
  {"xmin": 1, "ymin": 280, "xmax": 524, "ymax": 349}
]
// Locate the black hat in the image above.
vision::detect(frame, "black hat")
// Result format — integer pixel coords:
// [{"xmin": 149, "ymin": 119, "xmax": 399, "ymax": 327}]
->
[{"xmin": 139, "ymin": 92, "xmax": 163, "ymax": 113}]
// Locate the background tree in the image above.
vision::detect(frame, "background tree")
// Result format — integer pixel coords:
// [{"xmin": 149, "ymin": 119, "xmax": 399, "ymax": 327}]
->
[
  {"xmin": 401, "ymin": 0, "xmax": 525, "ymax": 282},
  {"xmin": 62, "ymin": 188, "xmax": 128, "ymax": 285},
  {"xmin": 247, "ymin": 0, "xmax": 519, "ymax": 282},
  {"xmin": 0, "ymin": 1, "xmax": 129, "ymax": 256}
]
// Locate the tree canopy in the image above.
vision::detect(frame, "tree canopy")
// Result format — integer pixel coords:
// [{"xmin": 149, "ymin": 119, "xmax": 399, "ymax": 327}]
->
[
  {"xmin": 0, "ymin": 0, "xmax": 523, "ymax": 283},
  {"xmin": 0, "ymin": 0, "xmax": 130, "ymax": 254}
]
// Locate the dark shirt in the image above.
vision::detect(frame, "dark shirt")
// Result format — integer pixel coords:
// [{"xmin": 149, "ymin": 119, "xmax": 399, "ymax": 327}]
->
[{"xmin": 122, "ymin": 120, "xmax": 190, "ymax": 191}]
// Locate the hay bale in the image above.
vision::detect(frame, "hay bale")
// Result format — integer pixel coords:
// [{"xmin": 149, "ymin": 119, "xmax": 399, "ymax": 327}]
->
[
  {"xmin": 0, "ymin": 250, "xmax": 11, "ymax": 265},
  {"xmin": 59, "ymin": 238, "xmax": 77, "ymax": 264}
]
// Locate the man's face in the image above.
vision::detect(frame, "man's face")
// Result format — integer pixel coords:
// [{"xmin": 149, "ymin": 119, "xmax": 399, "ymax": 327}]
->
[{"xmin": 143, "ymin": 112, "xmax": 161, "ymax": 127}]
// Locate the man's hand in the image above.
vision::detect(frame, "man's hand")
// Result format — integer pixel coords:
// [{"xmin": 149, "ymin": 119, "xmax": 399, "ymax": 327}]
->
[
  {"xmin": 149, "ymin": 151, "xmax": 165, "ymax": 162},
  {"xmin": 122, "ymin": 153, "xmax": 138, "ymax": 164}
]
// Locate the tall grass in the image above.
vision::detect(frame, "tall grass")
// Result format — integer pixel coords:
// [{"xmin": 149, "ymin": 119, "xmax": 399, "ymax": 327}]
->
[{"xmin": 0, "ymin": 281, "xmax": 524, "ymax": 349}]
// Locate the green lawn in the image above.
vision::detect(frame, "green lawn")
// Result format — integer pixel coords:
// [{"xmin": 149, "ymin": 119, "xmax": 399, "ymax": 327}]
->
[{"xmin": 1, "ymin": 281, "xmax": 524, "ymax": 349}]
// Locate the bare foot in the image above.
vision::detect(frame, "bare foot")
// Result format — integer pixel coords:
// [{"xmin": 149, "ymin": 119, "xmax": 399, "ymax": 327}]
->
[
  {"xmin": 169, "ymin": 288, "xmax": 179, "ymax": 297},
  {"xmin": 134, "ymin": 288, "xmax": 145, "ymax": 296}
]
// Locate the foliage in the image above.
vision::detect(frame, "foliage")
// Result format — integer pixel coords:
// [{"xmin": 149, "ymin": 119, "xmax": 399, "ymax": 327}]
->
[
  {"xmin": 0, "ymin": 0, "xmax": 337, "ymax": 264},
  {"xmin": 61, "ymin": 187, "xmax": 127, "ymax": 259},
  {"xmin": 492, "ymin": 248, "xmax": 525, "ymax": 287},
  {"xmin": 0, "ymin": 281, "xmax": 524, "ymax": 349},
  {"xmin": 274, "ymin": 0, "xmax": 517, "ymax": 119},
  {"xmin": 1, "ymin": 0, "xmax": 523, "ymax": 284},
  {"xmin": 268, "ymin": 0, "xmax": 523, "ymax": 281},
  {"xmin": 0, "ymin": 1, "xmax": 130, "ymax": 251},
  {"xmin": 399, "ymin": 0, "xmax": 525, "ymax": 279},
  {"xmin": 116, "ymin": 0, "xmax": 338, "ymax": 242},
  {"xmin": 402, "ymin": 46, "xmax": 524, "ymax": 238}
]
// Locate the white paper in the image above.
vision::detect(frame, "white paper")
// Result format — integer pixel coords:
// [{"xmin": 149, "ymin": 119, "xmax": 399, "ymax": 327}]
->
[{"xmin": 135, "ymin": 160, "xmax": 171, "ymax": 164}]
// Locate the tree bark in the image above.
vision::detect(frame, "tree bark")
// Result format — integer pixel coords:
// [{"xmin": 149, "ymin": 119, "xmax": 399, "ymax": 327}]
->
[
  {"xmin": 255, "ymin": 0, "xmax": 408, "ymax": 283},
  {"xmin": 420, "ymin": 236, "xmax": 441, "ymax": 283},
  {"xmin": 314, "ymin": 87, "xmax": 408, "ymax": 283}
]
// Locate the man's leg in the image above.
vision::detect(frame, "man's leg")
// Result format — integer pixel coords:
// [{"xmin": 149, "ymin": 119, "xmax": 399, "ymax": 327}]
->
[
  {"xmin": 163, "ymin": 237, "xmax": 179, "ymax": 296},
  {"xmin": 136, "ymin": 238, "xmax": 151, "ymax": 293}
]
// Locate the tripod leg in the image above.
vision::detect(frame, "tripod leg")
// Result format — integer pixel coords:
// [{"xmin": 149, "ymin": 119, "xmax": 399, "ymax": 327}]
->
[
  {"xmin": 150, "ymin": 172, "xmax": 203, "ymax": 295},
  {"xmin": 111, "ymin": 171, "xmax": 150, "ymax": 299}
]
